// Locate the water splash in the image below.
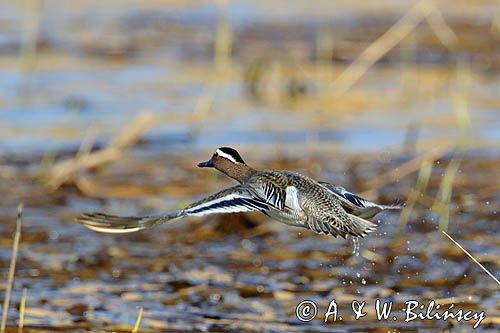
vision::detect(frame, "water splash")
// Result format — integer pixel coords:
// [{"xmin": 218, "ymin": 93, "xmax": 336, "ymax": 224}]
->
[{"xmin": 351, "ymin": 237, "xmax": 360, "ymax": 256}]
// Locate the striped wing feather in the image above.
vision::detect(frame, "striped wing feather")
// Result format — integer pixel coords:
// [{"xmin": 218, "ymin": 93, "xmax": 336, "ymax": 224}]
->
[{"xmin": 77, "ymin": 186, "xmax": 270, "ymax": 233}]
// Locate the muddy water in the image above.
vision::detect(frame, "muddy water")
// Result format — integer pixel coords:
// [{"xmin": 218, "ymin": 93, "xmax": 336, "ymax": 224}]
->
[
  {"xmin": 1, "ymin": 1, "xmax": 499, "ymax": 332},
  {"xmin": 0, "ymin": 150, "xmax": 498, "ymax": 332}
]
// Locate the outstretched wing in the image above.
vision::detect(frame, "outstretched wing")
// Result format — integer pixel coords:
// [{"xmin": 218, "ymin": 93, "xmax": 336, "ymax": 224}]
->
[
  {"xmin": 318, "ymin": 182, "xmax": 401, "ymax": 219},
  {"xmin": 77, "ymin": 186, "xmax": 270, "ymax": 233},
  {"xmin": 76, "ymin": 211, "xmax": 180, "ymax": 234}
]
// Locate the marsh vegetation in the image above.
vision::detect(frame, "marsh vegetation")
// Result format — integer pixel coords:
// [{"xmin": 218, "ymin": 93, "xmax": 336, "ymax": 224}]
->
[{"xmin": 0, "ymin": 0, "xmax": 499, "ymax": 332}]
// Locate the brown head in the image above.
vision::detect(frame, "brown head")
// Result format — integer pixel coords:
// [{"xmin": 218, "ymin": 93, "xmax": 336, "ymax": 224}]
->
[{"xmin": 197, "ymin": 147, "xmax": 254, "ymax": 182}]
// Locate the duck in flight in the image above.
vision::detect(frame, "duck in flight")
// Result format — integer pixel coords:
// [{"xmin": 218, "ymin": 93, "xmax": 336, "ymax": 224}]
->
[{"xmin": 77, "ymin": 147, "xmax": 400, "ymax": 238}]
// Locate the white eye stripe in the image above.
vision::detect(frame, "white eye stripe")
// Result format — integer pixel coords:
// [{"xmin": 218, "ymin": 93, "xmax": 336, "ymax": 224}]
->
[{"xmin": 215, "ymin": 149, "xmax": 239, "ymax": 163}]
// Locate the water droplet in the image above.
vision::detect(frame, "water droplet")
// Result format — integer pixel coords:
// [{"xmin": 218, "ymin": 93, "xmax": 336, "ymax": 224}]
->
[
  {"xmin": 49, "ymin": 230, "xmax": 59, "ymax": 240},
  {"xmin": 351, "ymin": 237, "xmax": 360, "ymax": 256},
  {"xmin": 241, "ymin": 239, "xmax": 253, "ymax": 251}
]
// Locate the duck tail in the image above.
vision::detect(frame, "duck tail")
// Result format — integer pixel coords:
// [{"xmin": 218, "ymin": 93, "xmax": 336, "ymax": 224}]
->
[{"xmin": 347, "ymin": 214, "xmax": 378, "ymax": 238}]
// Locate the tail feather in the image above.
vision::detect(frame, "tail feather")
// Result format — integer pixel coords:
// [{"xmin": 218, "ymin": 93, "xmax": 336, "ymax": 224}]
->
[
  {"xmin": 347, "ymin": 214, "xmax": 377, "ymax": 238},
  {"xmin": 76, "ymin": 212, "xmax": 181, "ymax": 233}
]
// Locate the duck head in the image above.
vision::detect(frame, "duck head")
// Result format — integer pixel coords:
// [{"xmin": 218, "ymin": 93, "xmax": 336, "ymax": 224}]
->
[
  {"xmin": 198, "ymin": 147, "xmax": 252, "ymax": 182},
  {"xmin": 198, "ymin": 147, "xmax": 246, "ymax": 168}
]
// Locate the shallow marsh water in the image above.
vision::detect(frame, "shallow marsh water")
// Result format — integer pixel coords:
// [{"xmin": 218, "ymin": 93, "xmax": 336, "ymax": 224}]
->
[
  {"xmin": 0, "ymin": 1, "xmax": 499, "ymax": 332},
  {"xmin": 1, "ymin": 150, "xmax": 498, "ymax": 332}
]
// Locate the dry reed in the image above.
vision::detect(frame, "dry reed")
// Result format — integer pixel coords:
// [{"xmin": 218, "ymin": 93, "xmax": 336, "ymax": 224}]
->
[
  {"xmin": 331, "ymin": 0, "xmax": 435, "ymax": 96},
  {"xmin": 132, "ymin": 307, "xmax": 144, "ymax": 333},
  {"xmin": 1, "ymin": 204, "xmax": 23, "ymax": 333},
  {"xmin": 442, "ymin": 231, "xmax": 500, "ymax": 285},
  {"xmin": 435, "ymin": 156, "xmax": 462, "ymax": 232},
  {"xmin": 434, "ymin": 58, "xmax": 471, "ymax": 231},
  {"xmin": 331, "ymin": 0, "xmax": 457, "ymax": 96},
  {"xmin": 18, "ymin": 288, "xmax": 27, "ymax": 333},
  {"xmin": 20, "ymin": 0, "xmax": 42, "ymax": 72},
  {"xmin": 44, "ymin": 113, "xmax": 155, "ymax": 190},
  {"xmin": 398, "ymin": 158, "xmax": 433, "ymax": 229},
  {"xmin": 425, "ymin": 4, "xmax": 458, "ymax": 48},
  {"xmin": 214, "ymin": 0, "xmax": 232, "ymax": 69},
  {"xmin": 361, "ymin": 144, "xmax": 449, "ymax": 194}
]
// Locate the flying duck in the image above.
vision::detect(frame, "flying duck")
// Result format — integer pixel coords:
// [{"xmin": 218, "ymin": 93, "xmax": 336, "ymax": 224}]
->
[{"xmin": 77, "ymin": 147, "xmax": 400, "ymax": 238}]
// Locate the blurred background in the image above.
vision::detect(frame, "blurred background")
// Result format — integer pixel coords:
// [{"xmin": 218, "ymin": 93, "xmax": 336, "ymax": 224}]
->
[{"xmin": 0, "ymin": 0, "xmax": 499, "ymax": 332}]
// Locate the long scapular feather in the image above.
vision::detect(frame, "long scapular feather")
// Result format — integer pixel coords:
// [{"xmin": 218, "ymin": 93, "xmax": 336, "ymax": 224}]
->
[{"xmin": 318, "ymin": 182, "xmax": 402, "ymax": 219}]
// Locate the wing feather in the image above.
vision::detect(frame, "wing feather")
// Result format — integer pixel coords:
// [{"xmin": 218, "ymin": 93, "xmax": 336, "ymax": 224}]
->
[
  {"xmin": 77, "ymin": 186, "xmax": 270, "ymax": 233},
  {"xmin": 301, "ymin": 183, "xmax": 378, "ymax": 238},
  {"xmin": 182, "ymin": 186, "xmax": 269, "ymax": 216}
]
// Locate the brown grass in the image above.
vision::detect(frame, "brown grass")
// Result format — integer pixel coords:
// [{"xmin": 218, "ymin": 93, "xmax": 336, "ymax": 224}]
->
[{"xmin": 43, "ymin": 113, "xmax": 155, "ymax": 191}]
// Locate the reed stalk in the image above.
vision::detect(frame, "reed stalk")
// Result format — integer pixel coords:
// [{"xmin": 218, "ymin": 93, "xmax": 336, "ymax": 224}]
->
[
  {"xmin": 331, "ymin": 0, "xmax": 435, "ymax": 96},
  {"xmin": 1, "ymin": 204, "xmax": 23, "ymax": 333},
  {"xmin": 434, "ymin": 57, "xmax": 471, "ymax": 231},
  {"xmin": 18, "ymin": 288, "xmax": 27, "ymax": 333},
  {"xmin": 132, "ymin": 307, "xmax": 143, "ymax": 333},
  {"xmin": 214, "ymin": 0, "xmax": 232, "ymax": 70},
  {"xmin": 442, "ymin": 231, "xmax": 500, "ymax": 285},
  {"xmin": 20, "ymin": 0, "xmax": 42, "ymax": 72},
  {"xmin": 399, "ymin": 158, "xmax": 433, "ymax": 229}
]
